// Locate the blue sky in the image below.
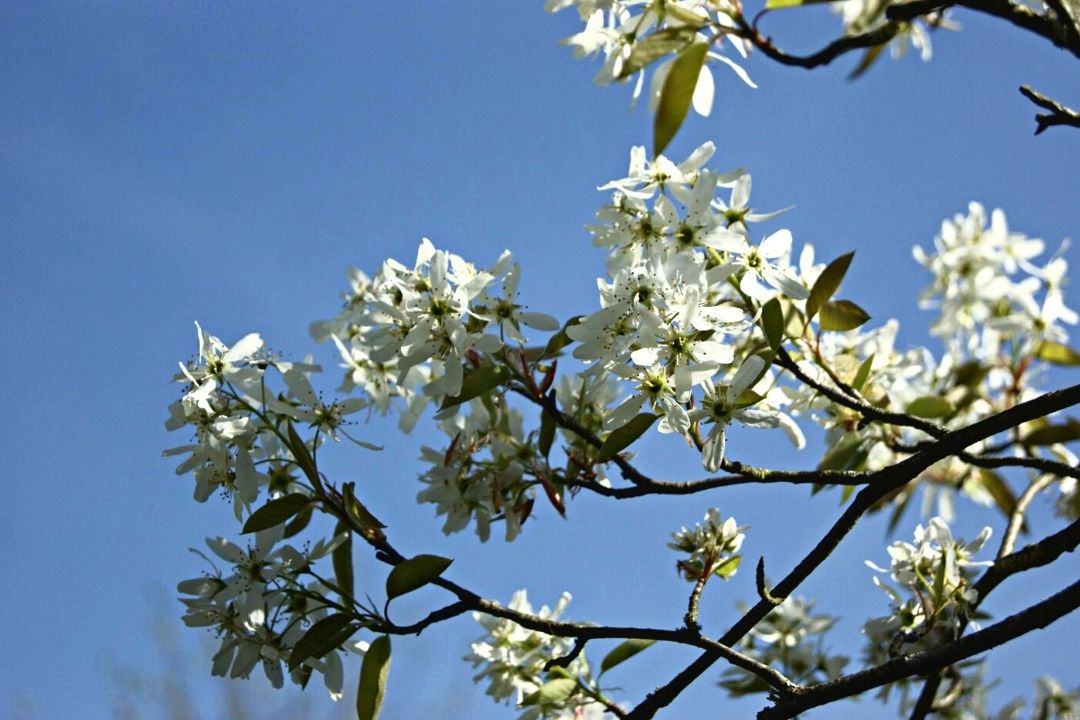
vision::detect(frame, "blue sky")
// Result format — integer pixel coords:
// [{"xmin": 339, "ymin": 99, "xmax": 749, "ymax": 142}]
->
[{"xmin": 3, "ymin": 2, "xmax": 1079, "ymax": 718}]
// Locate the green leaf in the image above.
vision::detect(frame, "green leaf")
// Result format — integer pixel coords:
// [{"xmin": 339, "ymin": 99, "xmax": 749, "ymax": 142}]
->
[
  {"xmin": 439, "ymin": 364, "xmax": 511, "ymax": 410},
  {"xmin": 543, "ymin": 316, "xmax": 583, "ymax": 359},
  {"xmin": 241, "ymin": 493, "xmax": 312, "ymax": 534},
  {"xmin": 342, "ymin": 482, "xmax": 387, "ymax": 541},
  {"xmin": 886, "ymin": 488, "xmax": 915, "ymax": 533},
  {"xmin": 1036, "ymin": 340, "xmax": 1080, "ymax": 366},
  {"xmin": 819, "ymin": 299, "xmax": 871, "ymax": 332},
  {"xmin": 386, "ymin": 554, "xmax": 454, "ymax": 601},
  {"xmin": 522, "ymin": 678, "xmax": 578, "ymax": 708},
  {"xmin": 953, "ymin": 360, "xmax": 991, "ymax": 389},
  {"xmin": 806, "ymin": 252, "xmax": 854, "ymax": 322},
  {"xmin": 331, "ymin": 520, "xmax": 354, "ymax": 602},
  {"xmin": 848, "ymin": 43, "xmax": 887, "ymax": 80},
  {"xmin": 851, "ymin": 354, "xmax": 874, "ymax": 392},
  {"xmin": 734, "ymin": 389, "xmax": 765, "ymax": 409},
  {"xmin": 538, "ymin": 407, "xmax": 557, "ymax": 459},
  {"xmin": 653, "ymin": 42, "xmax": 708, "ymax": 157},
  {"xmin": 282, "ymin": 502, "xmax": 315, "ymax": 539},
  {"xmin": 713, "ymin": 554, "xmax": 742, "ymax": 579},
  {"xmin": 905, "ymin": 396, "xmax": 954, "ymax": 419},
  {"xmin": 597, "ymin": 413, "xmax": 659, "ymax": 462},
  {"xmin": 600, "ymin": 639, "xmax": 656, "ymax": 675},
  {"xmin": 977, "ymin": 469, "xmax": 1018, "ymax": 521},
  {"xmin": 765, "ymin": 0, "xmax": 836, "ymax": 8},
  {"xmin": 760, "ymin": 297, "xmax": 784, "ymax": 351},
  {"xmin": 287, "ymin": 422, "xmax": 319, "ymax": 485},
  {"xmin": 357, "ymin": 635, "xmax": 391, "ymax": 720},
  {"xmin": 1023, "ymin": 418, "xmax": 1080, "ymax": 446},
  {"xmin": 618, "ymin": 27, "xmax": 698, "ymax": 80},
  {"xmin": 817, "ymin": 434, "xmax": 867, "ymax": 472},
  {"xmin": 288, "ymin": 613, "xmax": 357, "ymax": 671}
]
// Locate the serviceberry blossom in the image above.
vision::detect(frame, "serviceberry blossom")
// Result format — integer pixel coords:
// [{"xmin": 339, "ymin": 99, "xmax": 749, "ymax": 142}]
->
[
  {"xmin": 177, "ymin": 526, "xmax": 354, "ymax": 701},
  {"xmin": 863, "ymin": 518, "xmax": 992, "ymax": 667},
  {"xmin": 669, "ymin": 507, "xmax": 745, "ymax": 580},
  {"xmin": 467, "ymin": 591, "xmax": 600, "ymax": 718},
  {"xmin": 547, "ymin": 0, "xmax": 754, "ymax": 111},
  {"xmin": 721, "ymin": 597, "xmax": 848, "ymax": 694}
]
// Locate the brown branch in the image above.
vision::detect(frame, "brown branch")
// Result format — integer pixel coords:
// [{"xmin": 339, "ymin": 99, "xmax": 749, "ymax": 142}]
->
[
  {"xmin": 759, "ymin": 575, "xmax": 1080, "ymax": 719},
  {"xmin": 774, "ymin": 348, "xmax": 947, "ymax": 437},
  {"xmin": 1020, "ymin": 85, "xmax": 1080, "ymax": 134},
  {"xmin": 908, "ymin": 514, "xmax": 1080, "ymax": 717},
  {"xmin": 624, "ymin": 383, "xmax": 1080, "ymax": 719}
]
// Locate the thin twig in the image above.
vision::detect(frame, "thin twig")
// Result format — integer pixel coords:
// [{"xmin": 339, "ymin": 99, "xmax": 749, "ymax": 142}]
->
[
  {"xmin": 1019, "ymin": 85, "xmax": 1080, "ymax": 134},
  {"xmin": 998, "ymin": 474, "xmax": 1055, "ymax": 558}
]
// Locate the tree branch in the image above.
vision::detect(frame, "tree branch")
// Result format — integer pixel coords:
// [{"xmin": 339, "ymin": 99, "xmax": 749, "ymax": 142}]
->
[
  {"xmin": 759, "ymin": 575, "xmax": 1080, "ymax": 719},
  {"xmin": 625, "ymin": 383, "xmax": 1080, "ymax": 718},
  {"xmin": 1019, "ymin": 85, "xmax": 1080, "ymax": 134}
]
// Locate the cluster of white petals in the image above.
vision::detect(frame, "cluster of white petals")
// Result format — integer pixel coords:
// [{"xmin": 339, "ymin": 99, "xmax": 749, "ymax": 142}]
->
[
  {"xmin": 546, "ymin": 0, "xmax": 754, "ymax": 114},
  {"xmin": 178, "ymin": 527, "xmax": 358, "ymax": 700},
  {"xmin": 863, "ymin": 518, "xmax": 992, "ymax": 668},
  {"xmin": 721, "ymin": 597, "xmax": 848, "ymax": 694},
  {"xmin": 467, "ymin": 591, "xmax": 604, "ymax": 719},
  {"xmin": 669, "ymin": 507, "xmax": 745, "ymax": 580}
]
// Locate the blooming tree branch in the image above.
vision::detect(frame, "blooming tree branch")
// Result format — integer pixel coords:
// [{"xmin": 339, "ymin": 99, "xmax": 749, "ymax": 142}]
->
[{"xmin": 163, "ymin": 4, "xmax": 1080, "ymax": 718}]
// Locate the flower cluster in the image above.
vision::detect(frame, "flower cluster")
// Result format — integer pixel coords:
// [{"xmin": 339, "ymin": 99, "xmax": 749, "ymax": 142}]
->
[
  {"xmin": 466, "ymin": 591, "xmax": 605, "ymax": 719},
  {"xmin": 546, "ymin": 0, "xmax": 754, "ymax": 114},
  {"xmin": 721, "ymin": 597, "xmax": 848, "ymax": 695},
  {"xmin": 669, "ymin": 507, "xmax": 745, "ymax": 580},
  {"xmin": 862, "ymin": 518, "xmax": 992, "ymax": 666},
  {"xmin": 914, "ymin": 201, "xmax": 1076, "ymax": 361},
  {"xmin": 178, "ymin": 527, "xmax": 360, "ymax": 700},
  {"xmin": 313, "ymin": 239, "xmax": 557, "ymax": 407},
  {"xmin": 574, "ymin": 142, "xmax": 808, "ymax": 469},
  {"xmin": 165, "ymin": 323, "xmax": 366, "ymax": 519}
]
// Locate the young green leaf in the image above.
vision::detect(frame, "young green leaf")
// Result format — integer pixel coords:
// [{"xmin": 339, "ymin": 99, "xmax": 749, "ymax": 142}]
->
[
  {"xmin": 654, "ymin": 42, "xmax": 708, "ymax": 157},
  {"xmin": 851, "ymin": 354, "xmax": 874, "ymax": 392},
  {"xmin": 597, "ymin": 413, "xmax": 659, "ymax": 461},
  {"xmin": 977, "ymin": 469, "xmax": 1019, "ymax": 521},
  {"xmin": 713, "ymin": 554, "xmax": 742, "ymax": 579},
  {"xmin": 241, "ymin": 493, "xmax": 312, "ymax": 534},
  {"xmin": 766, "ymin": 0, "xmax": 837, "ymax": 8},
  {"xmin": 817, "ymin": 434, "xmax": 867, "ymax": 472},
  {"xmin": 1023, "ymin": 418, "xmax": 1080, "ymax": 445},
  {"xmin": 905, "ymin": 396, "xmax": 954, "ymax": 419},
  {"xmin": 282, "ymin": 502, "xmax": 315, "ymax": 539},
  {"xmin": 618, "ymin": 27, "xmax": 699, "ymax": 80},
  {"xmin": 357, "ymin": 635, "xmax": 391, "ymax": 720},
  {"xmin": 953, "ymin": 360, "xmax": 991, "ymax": 388},
  {"xmin": 538, "ymin": 407, "xmax": 557, "ymax": 459},
  {"xmin": 331, "ymin": 520, "xmax": 355, "ymax": 602},
  {"xmin": 849, "ymin": 43, "xmax": 887, "ymax": 80},
  {"xmin": 819, "ymin": 299, "xmax": 871, "ymax": 332},
  {"xmin": 543, "ymin": 316, "xmax": 583, "ymax": 358},
  {"xmin": 439, "ymin": 365, "xmax": 511, "ymax": 410},
  {"xmin": 760, "ymin": 297, "xmax": 784, "ymax": 351},
  {"xmin": 600, "ymin": 638, "xmax": 656, "ymax": 675},
  {"xmin": 287, "ymin": 421, "xmax": 319, "ymax": 485},
  {"xmin": 522, "ymin": 677, "xmax": 578, "ymax": 707},
  {"xmin": 288, "ymin": 613, "xmax": 357, "ymax": 671},
  {"xmin": 1036, "ymin": 340, "xmax": 1080, "ymax": 365},
  {"xmin": 342, "ymin": 482, "xmax": 387, "ymax": 541},
  {"xmin": 386, "ymin": 554, "xmax": 454, "ymax": 601},
  {"xmin": 806, "ymin": 252, "xmax": 854, "ymax": 322}
]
